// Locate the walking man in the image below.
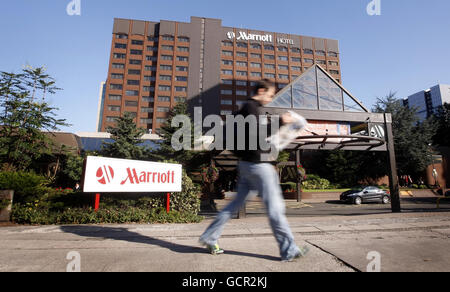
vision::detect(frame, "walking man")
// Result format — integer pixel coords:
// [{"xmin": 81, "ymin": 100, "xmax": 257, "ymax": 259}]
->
[{"xmin": 199, "ymin": 79, "xmax": 309, "ymax": 262}]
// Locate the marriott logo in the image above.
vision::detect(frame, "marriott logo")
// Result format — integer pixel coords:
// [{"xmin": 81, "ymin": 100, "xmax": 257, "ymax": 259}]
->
[
  {"xmin": 228, "ymin": 31, "xmax": 273, "ymax": 43},
  {"xmin": 120, "ymin": 168, "xmax": 176, "ymax": 185}
]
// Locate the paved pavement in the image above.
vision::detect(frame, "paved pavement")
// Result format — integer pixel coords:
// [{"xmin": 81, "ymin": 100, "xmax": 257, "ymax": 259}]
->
[{"xmin": 0, "ymin": 211, "xmax": 449, "ymax": 272}]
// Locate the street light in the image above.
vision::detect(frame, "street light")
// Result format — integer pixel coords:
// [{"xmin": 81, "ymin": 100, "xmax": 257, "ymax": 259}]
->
[{"xmin": 428, "ymin": 143, "xmax": 438, "ymax": 187}]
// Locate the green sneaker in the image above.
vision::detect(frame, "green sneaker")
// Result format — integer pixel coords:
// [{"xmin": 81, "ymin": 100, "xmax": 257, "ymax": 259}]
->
[
  {"xmin": 207, "ymin": 243, "xmax": 224, "ymax": 255},
  {"xmin": 282, "ymin": 245, "xmax": 310, "ymax": 262}
]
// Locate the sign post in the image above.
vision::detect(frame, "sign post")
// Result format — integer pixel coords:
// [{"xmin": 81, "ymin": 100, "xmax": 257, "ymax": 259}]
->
[{"xmin": 82, "ymin": 157, "xmax": 182, "ymax": 213}]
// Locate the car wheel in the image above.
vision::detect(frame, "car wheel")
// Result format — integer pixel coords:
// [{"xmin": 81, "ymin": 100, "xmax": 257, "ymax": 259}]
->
[
  {"xmin": 382, "ymin": 196, "xmax": 390, "ymax": 204},
  {"xmin": 354, "ymin": 197, "xmax": 362, "ymax": 205}
]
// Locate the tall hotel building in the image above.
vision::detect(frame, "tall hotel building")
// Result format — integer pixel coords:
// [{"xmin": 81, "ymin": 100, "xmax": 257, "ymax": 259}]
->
[{"xmin": 98, "ymin": 17, "xmax": 342, "ymax": 133}]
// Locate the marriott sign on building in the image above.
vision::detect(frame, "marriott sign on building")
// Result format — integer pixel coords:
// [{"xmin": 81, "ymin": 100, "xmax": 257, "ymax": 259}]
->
[{"xmin": 83, "ymin": 156, "xmax": 182, "ymax": 193}]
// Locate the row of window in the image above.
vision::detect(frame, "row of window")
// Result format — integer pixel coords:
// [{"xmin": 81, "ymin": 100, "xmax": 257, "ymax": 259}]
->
[
  {"xmin": 115, "ymin": 34, "xmax": 189, "ymax": 43},
  {"xmin": 222, "ymin": 51, "xmax": 338, "ymax": 63},
  {"xmin": 109, "ymin": 84, "xmax": 187, "ymax": 92},
  {"xmin": 221, "ymin": 41, "xmax": 338, "ymax": 56},
  {"xmin": 115, "ymin": 45, "xmax": 190, "ymax": 53},
  {"xmin": 222, "ymin": 61, "xmax": 304, "ymax": 71},
  {"xmin": 106, "ymin": 115, "xmax": 167, "ymax": 125},
  {"xmin": 110, "ymin": 74, "xmax": 187, "ymax": 82},
  {"xmin": 113, "ymin": 65, "xmax": 188, "ymax": 74},
  {"xmin": 221, "ymin": 68, "xmax": 339, "ymax": 76}
]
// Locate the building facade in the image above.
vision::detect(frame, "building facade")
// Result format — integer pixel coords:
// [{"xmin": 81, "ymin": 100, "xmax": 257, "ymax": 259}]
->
[
  {"xmin": 404, "ymin": 84, "xmax": 450, "ymax": 121},
  {"xmin": 98, "ymin": 17, "xmax": 342, "ymax": 133}
]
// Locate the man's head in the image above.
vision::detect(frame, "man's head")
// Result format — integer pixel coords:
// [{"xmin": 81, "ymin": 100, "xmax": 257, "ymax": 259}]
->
[{"xmin": 252, "ymin": 79, "xmax": 276, "ymax": 105}]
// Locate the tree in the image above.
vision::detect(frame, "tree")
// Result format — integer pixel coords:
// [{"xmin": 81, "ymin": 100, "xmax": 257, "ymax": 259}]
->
[
  {"xmin": 433, "ymin": 103, "xmax": 450, "ymax": 147},
  {"xmin": 101, "ymin": 112, "xmax": 147, "ymax": 159},
  {"xmin": 373, "ymin": 92, "xmax": 437, "ymax": 178},
  {"xmin": 0, "ymin": 66, "xmax": 69, "ymax": 170}
]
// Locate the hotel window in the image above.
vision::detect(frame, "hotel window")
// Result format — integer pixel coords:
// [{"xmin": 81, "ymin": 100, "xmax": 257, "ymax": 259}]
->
[
  {"xmin": 147, "ymin": 46, "xmax": 158, "ymax": 52},
  {"xmin": 222, "ymin": 50, "xmax": 233, "ymax": 56},
  {"xmin": 328, "ymin": 51, "xmax": 338, "ymax": 57},
  {"xmin": 141, "ymin": 107, "xmax": 154, "ymax": 113},
  {"xmin": 330, "ymin": 70, "xmax": 340, "ymax": 75},
  {"xmin": 278, "ymin": 74, "xmax": 289, "ymax": 80},
  {"xmin": 143, "ymin": 86, "xmax": 155, "ymax": 92},
  {"xmin": 316, "ymin": 60, "xmax": 326, "ymax": 65},
  {"xmin": 329, "ymin": 61, "xmax": 339, "ymax": 66},
  {"xmin": 236, "ymin": 52, "xmax": 247, "ymax": 58},
  {"xmin": 158, "ymin": 96, "xmax": 171, "ymax": 102},
  {"xmin": 236, "ymin": 81, "xmax": 247, "ymax": 86},
  {"xmin": 236, "ymin": 61, "xmax": 247, "ymax": 67},
  {"xmin": 236, "ymin": 90, "xmax": 247, "ymax": 96},
  {"xmin": 108, "ymin": 105, "xmax": 121, "ymax": 112},
  {"xmin": 113, "ymin": 53, "xmax": 126, "ymax": 59},
  {"xmin": 176, "ymin": 66, "xmax": 188, "ymax": 72},
  {"xmin": 221, "ymin": 110, "xmax": 233, "ymax": 115},
  {"xmin": 236, "ymin": 42, "xmax": 248, "ymax": 48},
  {"xmin": 146, "ymin": 56, "xmax": 158, "ymax": 61},
  {"xmin": 251, "ymin": 43, "xmax": 261, "ymax": 49},
  {"xmin": 160, "ymin": 75, "xmax": 172, "ymax": 81},
  {"xmin": 129, "ymin": 59, "xmax": 142, "ymax": 65},
  {"xmin": 106, "ymin": 116, "xmax": 118, "ymax": 122},
  {"xmin": 303, "ymin": 49, "xmax": 313, "ymax": 55},
  {"xmin": 175, "ymin": 97, "xmax": 185, "ymax": 102},
  {"xmin": 177, "ymin": 46, "xmax": 189, "ymax": 52},
  {"xmin": 127, "ymin": 112, "xmax": 137, "ymax": 118},
  {"xmin": 128, "ymin": 69, "xmax": 141, "ymax": 75},
  {"xmin": 127, "ymin": 80, "xmax": 140, "ymax": 85},
  {"xmin": 130, "ymin": 50, "xmax": 142, "ymax": 55},
  {"xmin": 264, "ymin": 73, "xmax": 275, "ymax": 79},
  {"xmin": 278, "ymin": 56, "xmax": 288, "ymax": 61},
  {"xmin": 264, "ymin": 64, "xmax": 275, "ymax": 70},
  {"xmin": 222, "ymin": 60, "xmax": 233, "ymax": 66},
  {"xmin": 161, "ymin": 45, "xmax": 174, "ymax": 51},
  {"xmin": 178, "ymin": 36, "xmax": 190, "ymax": 42},
  {"xmin": 291, "ymin": 75, "xmax": 299, "ymax": 79},
  {"xmin": 144, "ymin": 76, "xmax": 156, "ymax": 82},
  {"xmin": 158, "ymin": 85, "xmax": 171, "ymax": 91},
  {"xmin": 177, "ymin": 56, "xmax": 188, "ymax": 62},
  {"xmin": 131, "ymin": 40, "xmax": 144, "ymax": 45},
  {"xmin": 251, "ymin": 72, "xmax": 262, "ymax": 77},
  {"xmin": 291, "ymin": 57, "xmax": 301, "ymax": 63},
  {"xmin": 160, "ymin": 65, "xmax": 172, "ymax": 71},
  {"xmin": 221, "ymin": 99, "xmax": 233, "ymax": 105},
  {"xmin": 278, "ymin": 46, "xmax": 288, "ymax": 52},
  {"xmin": 125, "ymin": 101, "xmax": 138, "ymax": 107},
  {"xmin": 116, "ymin": 34, "xmax": 128, "ymax": 39},
  {"xmin": 222, "ymin": 41, "xmax": 233, "ymax": 47},
  {"xmin": 109, "ymin": 95, "xmax": 122, "ymax": 101},
  {"xmin": 264, "ymin": 54, "xmax": 275, "ymax": 60},
  {"xmin": 145, "ymin": 66, "xmax": 157, "ymax": 72},
  {"xmin": 264, "ymin": 45, "xmax": 274, "ymax": 51},
  {"xmin": 236, "ymin": 100, "xmax": 246, "ymax": 107},
  {"xmin": 126, "ymin": 90, "xmax": 139, "ymax": 96},
  {"xmin": 110, "ymin": 84, "xmax": 122, "ymax": 90},
  {"xmin": 278, "ymin": 65, "xmax": 289, "ymax": 71},
  {"xmin": 250, "ymin": 62, "xmax": 261, "ymax": 68},
  {"xmin": 315, "ymin": 50, "xmax": 326, "ymax": 56},
  {"xmin": 278, "ymin": 83, "xmax": 288, "ymax": 89},
  {"xmin": 111, "ymin": 74, "xmax": 123, "ymax": 79},
  {"xmin": 304, "ymin": 58, "xmax": 314, "ymax": 64},
  {"xmin": 221, "ymin": 70, "xmax": 233, "ymax": 75},
  {"xmin": 161, "ymin": 55, "xmax": 173, "ymax": 60},
  {"xmin": 162, "ymin": 35, "xmax": 174, "ymax": 41},
  {"xmin": 221, "ymin": 79, "xmax": 233, "ymax": 85},
  {"xmin": 176, "ymin": 76, "xmax": 188, "ymax": 82},
  {"xmin": 140, "ymin": 118, "xmax": 153, "ymax": 124},
  {"xmin": 291, "ymin": 66, "xmax": 302, "ymax": 71},
  {"xmin": 250, "ymin": 53, "xmax": 261, "ymax": 59},
  {"xmin": 250, "ymin": 81, "xmax": 258, "ymax": 86},
  {"xmin": 291, "ymin": 47, "xmax": 301, "ymax": 53},
  {"xmin": 175, "ymin": 86, "xmax": 187, "ymax": 92},
  {"xmin": 221, "ymin": 89, "xmax": 233, "ymax": 95},
  {"xmin": 142, "ymin": 96, "xmax": 154, "ymax": 102},
  {"xmin": 156, "ymin": 118, "xmax": 167, "ymax": 123},
  {"xmin": 157, "ymin": 107, "xmax": 170, "ymax": 112},
  {"xmin": 115, "ymin": 43, "xmax": 127, "ymax": 49},
  {"xmin": 236, "ymin": 71, "xmax": 247, "ymax": 77},
  {"xmin": 112, "ymin": 63, "xmax": 125, "ymax": 69},
  {"xmin": 148, "ymin": 36, "xmax": 158, "ymax": 42}
]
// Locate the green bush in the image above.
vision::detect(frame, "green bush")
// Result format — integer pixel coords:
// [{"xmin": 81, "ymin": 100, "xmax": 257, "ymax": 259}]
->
[
  {"xmin": 280, "ymin": 182, "xmax": 297, "ymax": 192},
  {"xmin": 0, "ymin": 171, "xmax": 49, "ymax": 203},
  {"xmin": 0, "ymin": 198, "xmax": 10, "ymax": 209},
  {"xmin": 302, "ymin": 174, "xmax": 331, "ymax": 190}
]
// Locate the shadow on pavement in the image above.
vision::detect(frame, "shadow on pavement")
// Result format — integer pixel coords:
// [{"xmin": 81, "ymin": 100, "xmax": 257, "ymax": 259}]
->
[{"xmin": 60, "ymin": 225, "xmax": 280, "ymax": 262}]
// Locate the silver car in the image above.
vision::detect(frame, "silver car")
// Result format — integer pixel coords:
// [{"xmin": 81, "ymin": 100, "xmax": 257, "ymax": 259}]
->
[{"xmin": 340, "ymin": 186, "xmax": 391, "ymax": 205}]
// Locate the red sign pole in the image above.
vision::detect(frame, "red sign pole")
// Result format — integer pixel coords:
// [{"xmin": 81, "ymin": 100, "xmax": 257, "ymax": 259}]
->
[
  {"xmin": 166, "ymin": 193, "xmax": 170, "ymax": 213},
  {"xmin": 94, "ymin": 193, "xmax": 101, "ymax": 212}
]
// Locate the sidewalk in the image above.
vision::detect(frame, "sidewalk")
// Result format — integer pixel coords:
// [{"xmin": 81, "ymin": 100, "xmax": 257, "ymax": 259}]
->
[{"xmin": 0, "ymin": 211, "xmax": 449, "ymax": 272}]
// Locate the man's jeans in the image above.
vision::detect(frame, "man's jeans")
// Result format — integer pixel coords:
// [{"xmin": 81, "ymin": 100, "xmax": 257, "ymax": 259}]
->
[{"xmin": 200, "ymin": 161, "xmax": 300, "ymax": 261}]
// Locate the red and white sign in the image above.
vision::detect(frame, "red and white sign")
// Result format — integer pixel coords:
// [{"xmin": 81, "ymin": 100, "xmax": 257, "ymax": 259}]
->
[{"xmin": 83, "ymin": 156, "xmax": 182, "ymax": 193}]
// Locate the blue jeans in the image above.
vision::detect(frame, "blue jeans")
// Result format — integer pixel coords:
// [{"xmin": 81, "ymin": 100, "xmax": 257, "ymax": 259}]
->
[{"xmin": 200, "ymin": 161, "xmax": 300, "ymax": 261}]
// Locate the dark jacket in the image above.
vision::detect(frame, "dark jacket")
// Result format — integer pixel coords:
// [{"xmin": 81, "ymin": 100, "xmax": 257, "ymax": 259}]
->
[{"xmin": 227, "ymin": 98, "xmax": 283, "ymax": 163}]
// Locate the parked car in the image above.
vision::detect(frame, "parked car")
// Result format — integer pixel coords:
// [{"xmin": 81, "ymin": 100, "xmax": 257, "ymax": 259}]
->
[{"xmin": 340, "ymin": 186, "xmax": 390, "ymax": 205}]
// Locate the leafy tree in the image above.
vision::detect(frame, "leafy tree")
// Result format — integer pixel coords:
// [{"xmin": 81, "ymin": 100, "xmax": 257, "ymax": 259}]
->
[
  {"xmin": 101, "ymin": 112, "xmax": 147, "ymax": 159},
  {"xmin": 0, "ymin": 66, "xmax": 69, "ymax": 170},
  {"xmin": 433, "ymin": 103, "xmax": 450, "ymax": 147}
]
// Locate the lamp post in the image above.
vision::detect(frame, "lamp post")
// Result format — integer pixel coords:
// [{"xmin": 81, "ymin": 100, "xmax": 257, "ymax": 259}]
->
[{"xmin": 428, "ymin": 143, "xmax": 438, "ymax": 187}]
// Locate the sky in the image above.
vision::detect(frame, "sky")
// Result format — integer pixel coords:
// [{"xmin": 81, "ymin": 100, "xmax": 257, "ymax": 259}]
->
[{"xmin": 1, "ymin": 0, "xmax": 449, "ymax": 133}]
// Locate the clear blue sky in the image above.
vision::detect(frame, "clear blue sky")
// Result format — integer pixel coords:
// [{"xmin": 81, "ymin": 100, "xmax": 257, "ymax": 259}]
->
[{"xmin": 1, "ymin": 0, "xmax": 449, "ymax": 133}]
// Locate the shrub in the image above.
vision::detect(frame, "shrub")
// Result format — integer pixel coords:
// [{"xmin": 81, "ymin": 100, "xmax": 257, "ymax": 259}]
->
[
  {"xmin": 302, "ymin": 174, "xmax": 331, "ymax": 190},
  {"xmin": 280, "ymin": 182, "xmax": 297, "ymax": 192},
  {"xmin": 0, "ymin": 171, "xmax": 49, "ymax": 203}
]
